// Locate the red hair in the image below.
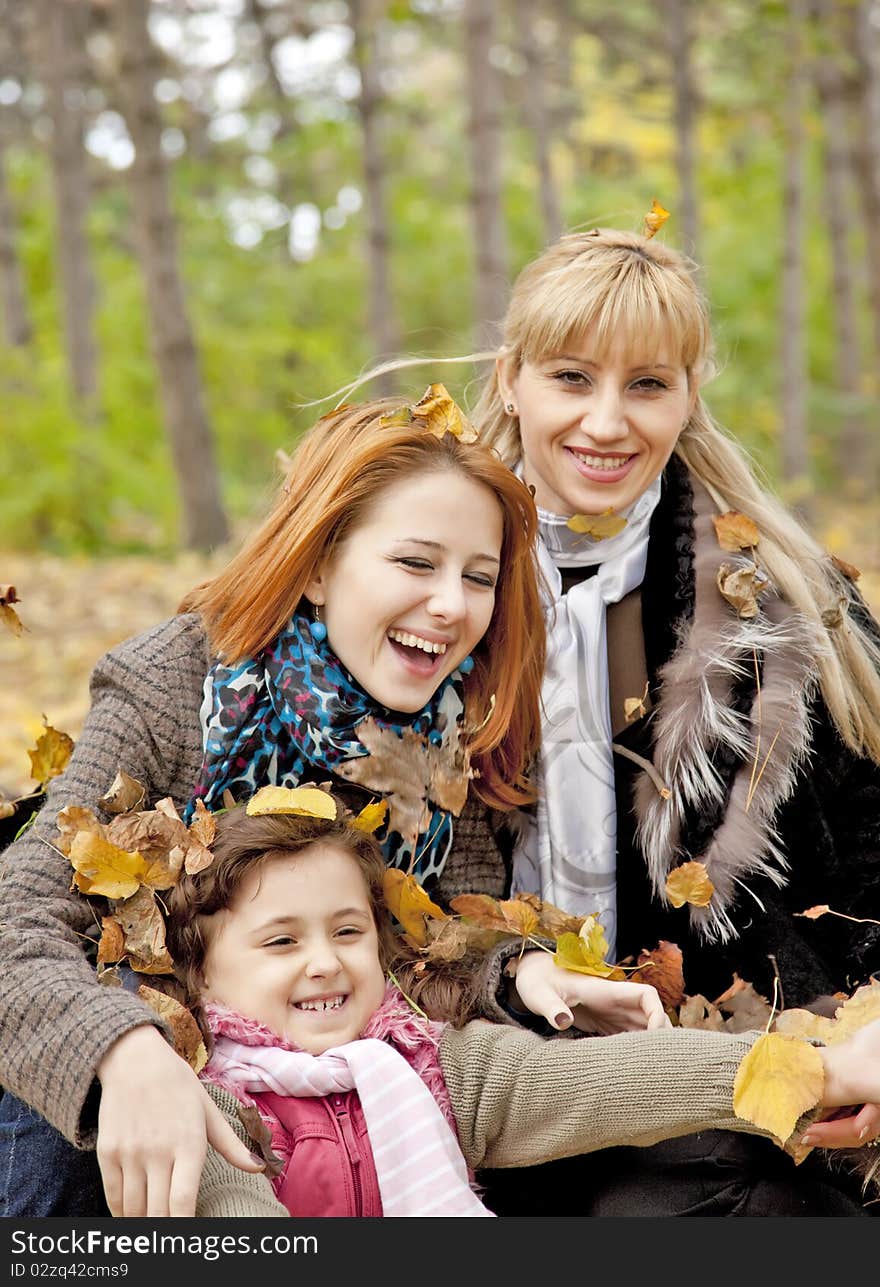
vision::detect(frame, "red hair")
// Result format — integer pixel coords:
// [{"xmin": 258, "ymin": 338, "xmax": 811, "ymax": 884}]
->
[{"xmin": 180, "ymin": 398, "xmax": 544, "ymax": 808}]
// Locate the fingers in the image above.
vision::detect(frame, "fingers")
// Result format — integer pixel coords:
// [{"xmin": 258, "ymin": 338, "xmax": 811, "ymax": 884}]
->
[
  {"xmin": 801, "ymin": 1103, "xmax": 880, "ymax": 1151},
  {"xmin": 205, "ymin": 1090, "xmax": 266, "ymax": 1171}
]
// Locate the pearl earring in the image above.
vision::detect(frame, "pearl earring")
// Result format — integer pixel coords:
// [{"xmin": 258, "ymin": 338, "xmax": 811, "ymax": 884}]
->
[{"xmin": 309, "ymin": 604, "xmax": 328, "ymax": 643}]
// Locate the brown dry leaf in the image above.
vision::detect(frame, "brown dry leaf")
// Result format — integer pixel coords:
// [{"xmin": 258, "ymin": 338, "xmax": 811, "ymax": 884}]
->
[
  {"xmin": 629, "ymin": 940, "xmax": 685, "ymax": 1010},
  {"xmin": 183, "ymin": 798, "xmax": 216, "ymax": 875},
  {"xmin": 773, "ymin": 1008, "xmax": 836, "ymax": 1042},
  {"xmin": 0, "ymin": 585, "xmax": 23, "ymax": 636},
  {"xmin": 498, "ymin": 899, "xmax": 540, "ymax": 939},
  {"xmin": 115, "ymin": 886, "xmax": 175, "ymax": 974},
  {"xmin": 514, "ymin": 893, "xmax": 585, "ymax": 940},
  {"xmin": 732, "ymin": 1033, "xmax": 825, "ymax": 1146},
  {"xmin": 55, "ymin": 805, "xmax": 105, "ymax": 856},
  {"xmin": 96, "ymin": 916, "xmax": 126, "ymax": 966},
  {"xmin": 0, "ymin": 801, "xmax": 16, "ymax": 820},
  {"xmin": 677, "ymin": 994, "xmax": 726, "ymax": 1030},
  {"xmin": 624, "ymin": 693, "xmax": 648, "ymax": 724},
  {"xmin": 28, "ymin": 718, "xmax": 74, "ymax": 788},
  {"xmin": 236, "ymin": 1104, "xmax": 285, "ymax": 1179},
  {"xmin": 246, "ymin": 785, "xmax": 337, "ymax": 819},
  {"xmin": 795, "ymin": 904, "xmax": 831, "ymax": 921},
  {"xmin": 97, "ymin": 770, "xmax": 146, "ymax": 816},
  {"xmin": 830, "ymin": 554, "xmax": 861, "ymax": 582},
  {"xmin": 107, "ymin": 803, "xmax": 189, "ymax": 878},
  {"xmin": 821, "ymin": 599, "xmax": 847, "ymax": 629},
  {"xmin": 712, "ymin": 511, "xmax": 760, "ymax": 552},
  {"xmin": 714, "ymin": 979, "xmax": 773, "ymax": 1033},
  {"xmin": 643, "ymin": 198, "xmax": 670, "ymax": 238},
  {"xmin": 411, "ymin": 383, "xmax": 479, "ymax": 442},
  {"xmin": 350, "ymin": 799, "xmax": 388, "ymax": 835},
  {"xmin": 382, "ymin": 868, "xmax": 448, "ymax": 946},
  {"xmin": 137, "ymin": 985, "xmax": 207, "ymax": 1074},
  {"xmin": 823, "ymin": 981, "xmax": 880, "ymax": 1044},
  {"xmin": 68, "ymin": 831, "xmax": 147, "ymax": 900},
  {"xmin": 421, "ymin": 917, "xmax": 471, "ymax": 962},
  {"xmin": 665, "ymin": 861, "xmax": 715, "ymax": 909},
  {"xmin": 337, "ymin": 718, "xmax": 470, "ymax": 847},
  {"xmin": 716, "ymin": 563, "xmax": 769, "ymax": 619},
  {"xmin": 449, "ymin": 892, "xmax": 509, "ymax": 932},
  {"xmin": 566, "ymin": 510, "xmax": 628, "ymax": 540}
]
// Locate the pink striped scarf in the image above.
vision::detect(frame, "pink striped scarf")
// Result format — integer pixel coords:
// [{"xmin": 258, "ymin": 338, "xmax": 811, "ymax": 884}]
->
[{"xmin": 207, "ymin": 1035, "xmax": 493, "ymax": 1217}]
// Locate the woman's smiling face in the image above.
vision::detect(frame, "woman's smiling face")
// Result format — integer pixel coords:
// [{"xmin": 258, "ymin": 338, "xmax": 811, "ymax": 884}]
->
[
  {"xmin": 306, "ymin": 468, "xmax": 503, "ymax": 712},
  {"xmin": 499, "ymin": 327, "xmax": 694, "ymax": 517}
]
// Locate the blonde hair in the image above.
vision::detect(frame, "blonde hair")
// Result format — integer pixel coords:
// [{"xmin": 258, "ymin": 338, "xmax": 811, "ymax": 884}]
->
[
  {"xmin": 473, "ymin": 227, "xmax": 880, "ymax": 763},
  {"xmin": 180, "ymin": 397, "xmax": 545, "ymax": 809}
]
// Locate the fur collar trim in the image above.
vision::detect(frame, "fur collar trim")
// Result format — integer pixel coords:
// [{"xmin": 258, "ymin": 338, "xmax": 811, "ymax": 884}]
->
[{"xmin": 631, "ymin": 473, "xmax": 824, "ymax": 942}]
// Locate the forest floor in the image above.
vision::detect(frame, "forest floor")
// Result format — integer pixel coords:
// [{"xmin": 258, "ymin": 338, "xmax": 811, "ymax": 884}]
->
[{"xmin": 2, "ymin": 498, "xmax": 879, "ymax": 802}]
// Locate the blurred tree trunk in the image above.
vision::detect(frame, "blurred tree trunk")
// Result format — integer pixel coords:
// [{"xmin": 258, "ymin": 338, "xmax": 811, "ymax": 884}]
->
[
  {"xmin": 548, "ymin": 0, "xmax": 577, "ymax": 153},
  {"xmin": 464, "ymin": 0, "xmax": 508, "ymax": 349},
  {"xmin": 849, "ymin": 0, "xmax": 880, "ymax": 378},
  {"xmin": 350, "ymin": 0, "xmax": 398, "ymax": 394},
  {"xmin": 812, "ymin": 0, "xmax": 867, "ymax": 491},
  {"xmin": 0, "ymin": 133, "xmax": 31, "ymax": 348},
  {"xmin": 779, "ymin": 0, "xmax": 811, "ymax": 517},
  {"xmin": 35, "ymin": 0, "xmax": 99, "ymax": 409},
  {"xmin": 112, "ymin": 0, "xmax": 229, "ymax": 551},
  {"xmin": 512, "ymin": 0, "xmax": 562, "ymax": 245},
  {"xmin": 663, "ymin": 0, "xmax": 699, "ymax": 259},
  {"xmin": 243, "ymin": 0, "xmax": 297, "ymax": 143}
]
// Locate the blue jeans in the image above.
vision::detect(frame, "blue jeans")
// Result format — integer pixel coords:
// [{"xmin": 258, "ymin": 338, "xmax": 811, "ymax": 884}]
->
[{"xmin": 0, "ymin": 1092, "xmax": 107, "ymax": 1216}]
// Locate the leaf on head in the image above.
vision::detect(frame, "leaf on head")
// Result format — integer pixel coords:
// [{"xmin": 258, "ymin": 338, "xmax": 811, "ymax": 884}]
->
[
  {"xmin": 642, "ymin": 198, "xmax": 670, "ymax": 238},
  {"xmin": 350, "ymin": 799, "xmax": 388, "ymax": 835},
  {"xmin": 383, "ymin": 868, "xmax": 448, "ymax": 946},
  {"xmin": 246, "ymin": 785, "xmax": 338, "ymax": 820}
]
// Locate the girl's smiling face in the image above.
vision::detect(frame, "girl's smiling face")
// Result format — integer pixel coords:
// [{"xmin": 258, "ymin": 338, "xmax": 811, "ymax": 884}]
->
[
  {"xmin": 202, "ymin": 843, "xmax": 387, "ymax": 1054},
  {"xmin": 499, "ymin": 328, "xmax": 694, "ymax": 517},
  {"xmin": 306, "ymin": 469, "xmax": 503, "ymax": 712}
]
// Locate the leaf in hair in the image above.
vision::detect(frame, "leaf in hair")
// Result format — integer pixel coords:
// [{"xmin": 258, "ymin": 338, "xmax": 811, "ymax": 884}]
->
[
  {"xmin": 383, "ymin": 868, "xmax": 448, "ymax": 946},
  {"xmin": 712, "ymin": 511, "xmax": 760, "ymax": 552},
  {"xmin": 716, "ymin": 562, "xmax": 768, "ymax": 618},
  {"xmin": 642, "ymin": 199, "xmax": 670, "ymax": 238},
  {"xmin": 350, "ymin": 798, "xmax": 388, "ymax": 834},
  {"xmin": 245, "ymin": 784, "xmax": 338, "ymax": 820}
]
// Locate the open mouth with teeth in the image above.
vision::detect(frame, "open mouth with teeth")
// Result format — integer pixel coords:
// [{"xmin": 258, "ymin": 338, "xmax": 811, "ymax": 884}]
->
[
  {"xmin": 294, "ymin": 994, "xmax": 348, "ymax": 1014},
  {"xmin": 565, "ymin": 447, "xmax": 637, "ymax": 482},
  {"xmin": 387, "ymin": 628, "xmax": 450, "ymax": 675}
]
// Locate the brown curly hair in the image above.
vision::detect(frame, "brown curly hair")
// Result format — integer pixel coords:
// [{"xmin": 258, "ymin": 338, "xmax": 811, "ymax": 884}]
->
[{"xmin": 165, "ymin": 805, "xmax": 482, "ymax": 1042}]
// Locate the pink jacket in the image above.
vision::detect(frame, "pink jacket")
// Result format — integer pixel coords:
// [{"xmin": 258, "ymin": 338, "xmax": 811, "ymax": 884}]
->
[
  {"xmin": 203, "ymin": 985, "xmax": 461, "ymax": 1218},
  {"xmin": 257, "ymin": 1087, "xmax": 382, "ymax": 1217}
]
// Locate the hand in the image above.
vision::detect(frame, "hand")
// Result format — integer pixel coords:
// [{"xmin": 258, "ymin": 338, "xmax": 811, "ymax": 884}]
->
[
  {"xmin": 97, "ymin": 1025, "xmax": 264, "ymax": 1217},
  {"xmin": 799, "ymin": 1018, "xmax": 880, "ymax": 1151},
  {"xmin": 508, "ymin": 950, "xmax": 670, "ymax": 1034}
]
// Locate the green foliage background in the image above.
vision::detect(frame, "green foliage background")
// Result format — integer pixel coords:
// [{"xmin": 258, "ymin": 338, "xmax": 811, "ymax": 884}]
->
[{"xmin": 0, "ymin": 0, "xmax": 876, "ymax": 554}]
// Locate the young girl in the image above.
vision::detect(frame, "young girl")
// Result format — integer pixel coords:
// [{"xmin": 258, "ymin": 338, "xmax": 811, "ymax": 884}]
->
[{"xmin": 166, "ymin": 803, "xmax": 880, "ymax": 1219}]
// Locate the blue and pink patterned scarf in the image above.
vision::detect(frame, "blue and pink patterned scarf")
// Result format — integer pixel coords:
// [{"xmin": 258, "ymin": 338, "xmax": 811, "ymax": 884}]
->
[{"xmin": 187, "ymin": 612, "xmax": 465, "ymax": 883}]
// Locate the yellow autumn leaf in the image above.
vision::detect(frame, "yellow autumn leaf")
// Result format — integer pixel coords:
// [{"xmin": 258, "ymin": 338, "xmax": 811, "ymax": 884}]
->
[
  {"xmin": 383, "ymin": 868, "xmax": 448, "ymax": 946},
  {"xmin": 350, "ymin": 799, "xmax": 388, "ymax": 834},
  {"xmin": 68, "ymin": 831, "xmax": 148, "ymax": 900},
  {"xmin": 643, "ymin": 198, "xmax": 670, "ymax": 238},
  {"xmin": 773, "ymin": 1008, "xmax": 836, "ymax": 1043},
  {"xmin": 712, "ymin": 511, "xmax": 760, "ymax": 552},
  {"xmin": 666, "ymin": 860, "xmax": 715, "ymax": 909},
  {"xmin": 554, "ymin": 916, "xmax": 618, "ymax": 978},
  {"xmin": 28, "ymin": 718, "xmax": 74, "ymax": 787},
  {"xmin": 498, "ymin": 899, "xmax": 540, "ymax": 939},
  {"xmin": 566, "ymin": 510, "xmax": 628, "ymax": 540},
  {"xmin": 732, "ymin": 1033, "xmax": 825, "ymax": 1146},
  {"xmin": 246, "ymin": 785, "xmax": 338, "ymax": 819},
  {"xmin": 0, "ymin": 584, "xmax": 23, "ymax": 636}
]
